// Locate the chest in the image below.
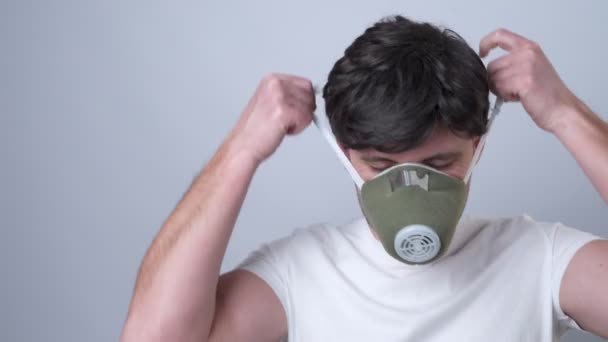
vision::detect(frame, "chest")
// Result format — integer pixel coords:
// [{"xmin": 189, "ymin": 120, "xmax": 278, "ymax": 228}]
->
[{"xmin": 286, "ymin": 238, "xmax": 556, "ymax": 342}]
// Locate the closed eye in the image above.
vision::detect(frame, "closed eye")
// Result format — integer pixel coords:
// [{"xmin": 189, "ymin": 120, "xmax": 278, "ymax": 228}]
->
[
  {"xmin": 368, "ymin": 163, "xmax": 395, "ymax": 172},
  {"xmin": 370, "ymin": 166, "xmax": 388, "ymax": 173},
  {"xmin": 427, "ymin": 161, "xmax": 454, "ymax": 170}
]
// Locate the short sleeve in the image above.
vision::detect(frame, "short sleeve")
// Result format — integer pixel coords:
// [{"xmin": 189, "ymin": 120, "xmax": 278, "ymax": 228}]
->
[
  {"xmin": 237, "ymin": 239, "xmax": 291, "ymax": 319},
  {"xmin": 543, "ymin": 222, "xmax": 602, "ymax": 332}
]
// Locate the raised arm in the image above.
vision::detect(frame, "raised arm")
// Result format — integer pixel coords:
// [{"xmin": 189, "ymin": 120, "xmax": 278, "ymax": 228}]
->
[
  {"xmin": 120, "ymin": 74, "xmax": 315, "ymax": 342},
  {"xmin": 480, "ymin": 28, "xmax": 608, "ymax": 338}
]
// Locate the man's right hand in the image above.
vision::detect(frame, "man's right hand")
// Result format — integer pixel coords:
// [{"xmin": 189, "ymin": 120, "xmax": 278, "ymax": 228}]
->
[{"xmin": 231, "ymin": 74, "xmax": 316, "ymax": 165}]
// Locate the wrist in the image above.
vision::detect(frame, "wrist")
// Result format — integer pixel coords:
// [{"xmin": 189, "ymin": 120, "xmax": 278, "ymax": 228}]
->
[
  {"xmin": 548, "ymin": 97, "xmax": 590, "ymax": 136},
  {"xmin": 551, "ymin": 98, "xmax": 605, "ymax": 146},
  {"xmin": 222, "ymin": 133, "xmax": 264, "ymax": 170}
]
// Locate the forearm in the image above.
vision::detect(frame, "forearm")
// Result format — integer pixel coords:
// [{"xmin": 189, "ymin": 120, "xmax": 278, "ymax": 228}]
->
[
  {"xmin": 122, "ymin": 135, "xmax": 258, "ymax": 342},
  {"xmin": 553, "ymin": 99, "xmax": 608, "ymax": 204}
]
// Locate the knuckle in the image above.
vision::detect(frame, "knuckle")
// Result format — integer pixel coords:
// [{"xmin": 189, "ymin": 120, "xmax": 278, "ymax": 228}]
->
[
  {"xmin": 263, "ymin": 73, "xmax": 278, "ymax": 82},
  {"xmin": 495, "ymin": 28, "xmax": 508, "ymax": 39},
  {"xmin": 523, "ymin": 47, "xmax": 536, "ymax": 59},
  {"xmin": 522, "ymin": 75, "xmax": 534, "ymax": 89},
  {"xmin": 528, "ymin": 41, "xmax": 540, "ymax": 50},
  {"xmin": 272, "ymin": 105, "xmax": 288, "ymax": 122},
  {"xmin": 261, "ymin": 73, "xmax": 273, "ymax": 85},
  {"xmin": 487, "ymin": 61, "xmax": 498, "ymax": 73},
  {"xmin": 267, "ymin": 83, "xmax": 287, "ymax": 101},
  {"xmin": 267, "ymin": 77, "xmax": 282, "ymax": 90},
  {"xmin": 263, "ymin": 73, "xmax": 282, "ymax": 88},
  {"xmin": 273, "ymin": 88, "xmax": 286, "ymax": 102},
  {"xmin": 523, "ymin": 42, "xmax": 541, "ymax": 56},
  {"xmin": 302, "ymin": 78, "xmax": 313, "ymax": 89}
]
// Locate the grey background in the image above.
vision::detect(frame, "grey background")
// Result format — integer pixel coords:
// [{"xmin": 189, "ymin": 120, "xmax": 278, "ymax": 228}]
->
[{"xmin": 1, "ymin": 0, "xmax": 607, "ymax": 341}]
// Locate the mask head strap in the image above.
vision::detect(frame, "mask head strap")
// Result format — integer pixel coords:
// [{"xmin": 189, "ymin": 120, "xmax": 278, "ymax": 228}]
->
[
  {"xmin": 312, "ymin": 102, "xmax": 365, "ymax": 188},
  {"xmin": 463, "ymin": 98, "xmax": 503, "ymax": 184}
]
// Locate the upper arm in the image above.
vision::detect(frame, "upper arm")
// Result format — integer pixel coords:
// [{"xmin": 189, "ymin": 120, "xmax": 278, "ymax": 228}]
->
[
  {"xmin": 208, "ymin": 269, "xmax": 287, "ymax": 342},
  {"xmin": 560, "ymin": 239, "xmax": 608, "ymax": 338}
]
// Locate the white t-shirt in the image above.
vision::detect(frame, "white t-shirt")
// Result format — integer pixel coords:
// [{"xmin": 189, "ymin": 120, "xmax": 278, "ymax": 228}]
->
[{"xmin": 238, "ymin": 215, "xmax": 601, "ymax": 341}]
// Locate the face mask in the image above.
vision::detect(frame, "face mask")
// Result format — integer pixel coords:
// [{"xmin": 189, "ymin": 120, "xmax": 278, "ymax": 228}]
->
[{"xmin": 313, "ymin": 96, "xmax": 503, "ymax": 265}]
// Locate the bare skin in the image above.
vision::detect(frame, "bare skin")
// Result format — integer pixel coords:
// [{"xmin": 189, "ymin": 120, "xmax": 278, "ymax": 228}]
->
[
  {"xmin": 120, "ymin": 74, "xmax": 314, "ymax": 342},
  {"xmin": 120, "ymin": 29, "xmax": 608, "ymax": 341}
]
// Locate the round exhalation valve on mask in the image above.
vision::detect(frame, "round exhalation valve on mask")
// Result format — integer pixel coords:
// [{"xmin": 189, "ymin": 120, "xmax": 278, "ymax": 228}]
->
[{"xmin": 394, "ymin": 224, "xmax": 441, "ymax": 263}]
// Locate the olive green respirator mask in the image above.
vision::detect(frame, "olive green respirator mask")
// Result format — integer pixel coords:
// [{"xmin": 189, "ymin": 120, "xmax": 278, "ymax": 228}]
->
[{"xmin": 313, "ymin": 95, "xmax": 503, "ymax": 265}]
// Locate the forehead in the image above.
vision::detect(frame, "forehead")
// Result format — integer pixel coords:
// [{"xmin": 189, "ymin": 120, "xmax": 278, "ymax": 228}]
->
[{"xmin": 357, "ymin": 126, "xmax": 474, "ymax": 162}]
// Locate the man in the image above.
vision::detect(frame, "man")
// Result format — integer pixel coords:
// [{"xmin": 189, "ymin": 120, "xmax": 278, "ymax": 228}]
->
[{"xmin": 121, "ymin": 16, "xmax": 608, "ymax": 341}]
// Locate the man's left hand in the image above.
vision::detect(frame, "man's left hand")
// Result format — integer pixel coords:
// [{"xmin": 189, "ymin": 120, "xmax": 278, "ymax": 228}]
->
[
  {"xmin": 480, "ymin": 29, "xmax": 608, "ymax": 339},
  {"xmin": 479, "ymin": 28, "xmax": 580, "ymax": 133}
]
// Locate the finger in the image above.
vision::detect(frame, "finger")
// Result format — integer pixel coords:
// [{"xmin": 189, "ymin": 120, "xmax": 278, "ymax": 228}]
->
[
  {"xmin": 263, "ymin": 73, "xmax": 311, "ymax": 92},
  {"xmin": 282, "ymin": 103, "xmax": 313, "ymax": 135},
  {"xmin": 479, "ymin": 28, "xmax": 531, "ymax": 57},
  {"xmin": 491, "ymin": 74, "xmax": 521, "ymax": 102},
  {"xmin": 289, "ymin": 76, "xmax": 314, "ymax": 92},
  {"xmin": 287, "ymin": 79, "xmax": 316, "ymax": 110},
  {"xmin": 287, "ymin": 109, "xmax": 313, "ymax": 135},
  {"xmin": 280, "ymin": 87, "xmax": 313, "ymax": 115},
  {"xmin": 285, "ymin": 85, "xmax": 316, "ymax": 112},
  {"xmin": 283, "ymin": 88, "xmax": 315, "ymax": 135},
  {"xmin": 260, "ymin": 75, "xmax": 313, "ymax": 111},
  {"xmin": 284, "ymin": 73, "xmax": 312, "ymax": 84},
  {"xmin": 489, "ymin": 67, "xmax": 520, "ymax": 86},
  {"xmin": 273, "ymin": 73, "xmax": 314, "ymax": 91},
  {"xmin": 486, "ymin": 53, "xmax": 514, "ymax": 76},
  {"xmin": 267, "ymin": 73, "xmax": 300, "ymax": 81},
  {"xmin": 276, "ymin": 74, "xmax": 314, "ymax": 105}
]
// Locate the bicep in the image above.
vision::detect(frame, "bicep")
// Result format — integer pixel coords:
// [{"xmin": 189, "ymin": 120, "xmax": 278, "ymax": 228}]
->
[
  {"xmin": 209, "ymin": 270, "xmax": 287, "ymax": 342},
  {"xmin": 560, "ymin": 239, "xmax": 608, "ymax": 338}
]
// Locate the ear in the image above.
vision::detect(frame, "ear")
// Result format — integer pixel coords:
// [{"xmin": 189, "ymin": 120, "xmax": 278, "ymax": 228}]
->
[
  {"xmin": 472, "ymin": 136, "xmax": 485, "ymax": 165},
  {"xmin": 472, "ymin": 136, "xmax": 481, "ymax": 149}
]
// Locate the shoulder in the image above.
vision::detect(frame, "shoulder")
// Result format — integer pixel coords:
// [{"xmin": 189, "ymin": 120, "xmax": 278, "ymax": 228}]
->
[
  {"xmin": 459, "ymin": 214, "xmax": 598, "ymax": 257},
  {"xmin": 464, "ymin": 213, "xmax": 563, "ymax": 240},
  {"xmin": 256, "ymin": 218, "xmax": 368, "ymax": 264}
]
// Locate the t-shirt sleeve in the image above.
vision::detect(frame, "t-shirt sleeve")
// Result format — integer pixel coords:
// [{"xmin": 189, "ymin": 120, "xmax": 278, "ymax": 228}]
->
[
  {"xmin": 543, "ymin": 222, "xmax": 602, "ymax": 332},
  {"xmin": 237, "ymin": 238, "xmax": 291, "ymax": 318}
]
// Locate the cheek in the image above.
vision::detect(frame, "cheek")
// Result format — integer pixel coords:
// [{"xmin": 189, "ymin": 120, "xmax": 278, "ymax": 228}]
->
[
  {"xmin": 351, "ymin": 160, "xmax": 377, "ymax": 181},
  {"xmin": 358, "ymin": 166, "xmax": 376, "ymax": 181},
  {"xmin": 443, "ymin": 162, "xmax": 470, "ymax": 180}
]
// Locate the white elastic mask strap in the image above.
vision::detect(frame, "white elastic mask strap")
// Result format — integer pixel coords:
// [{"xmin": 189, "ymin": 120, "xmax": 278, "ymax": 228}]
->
[
  {"xmin": 312, "ymin": 91, "xmax": 364, "ymax": 188},
  {"xmin": 463, "ymin": 98, "xmax": 503, "ymax": 184}
]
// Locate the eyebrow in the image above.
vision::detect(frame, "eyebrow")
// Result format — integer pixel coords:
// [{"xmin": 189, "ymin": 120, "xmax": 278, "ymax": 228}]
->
[
  {"xmin": 421, "ymin": 151, "xmax": 463, "ymax": 164},
  {"xmin": 360, "ymin": 155, "xmax": 397, "ymax": 163},
  {"xmin": 361, "ymin": 151, "xmax": 463, "ymax": 164}
]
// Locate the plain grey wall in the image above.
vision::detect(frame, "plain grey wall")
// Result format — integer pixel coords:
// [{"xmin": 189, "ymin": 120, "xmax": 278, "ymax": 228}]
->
[{"xmin": 2, "ymin": 0, "xmax": 607, "ymax": 341}]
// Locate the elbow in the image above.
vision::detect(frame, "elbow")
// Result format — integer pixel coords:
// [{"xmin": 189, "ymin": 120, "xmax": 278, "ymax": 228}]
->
[
  {"xmin": 120, "ymin": 314, "xmax": 163, "ymax": 342},
  {"xmin": 120, "ymin": 311, "xmax": 209, "ymax": 342}
]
